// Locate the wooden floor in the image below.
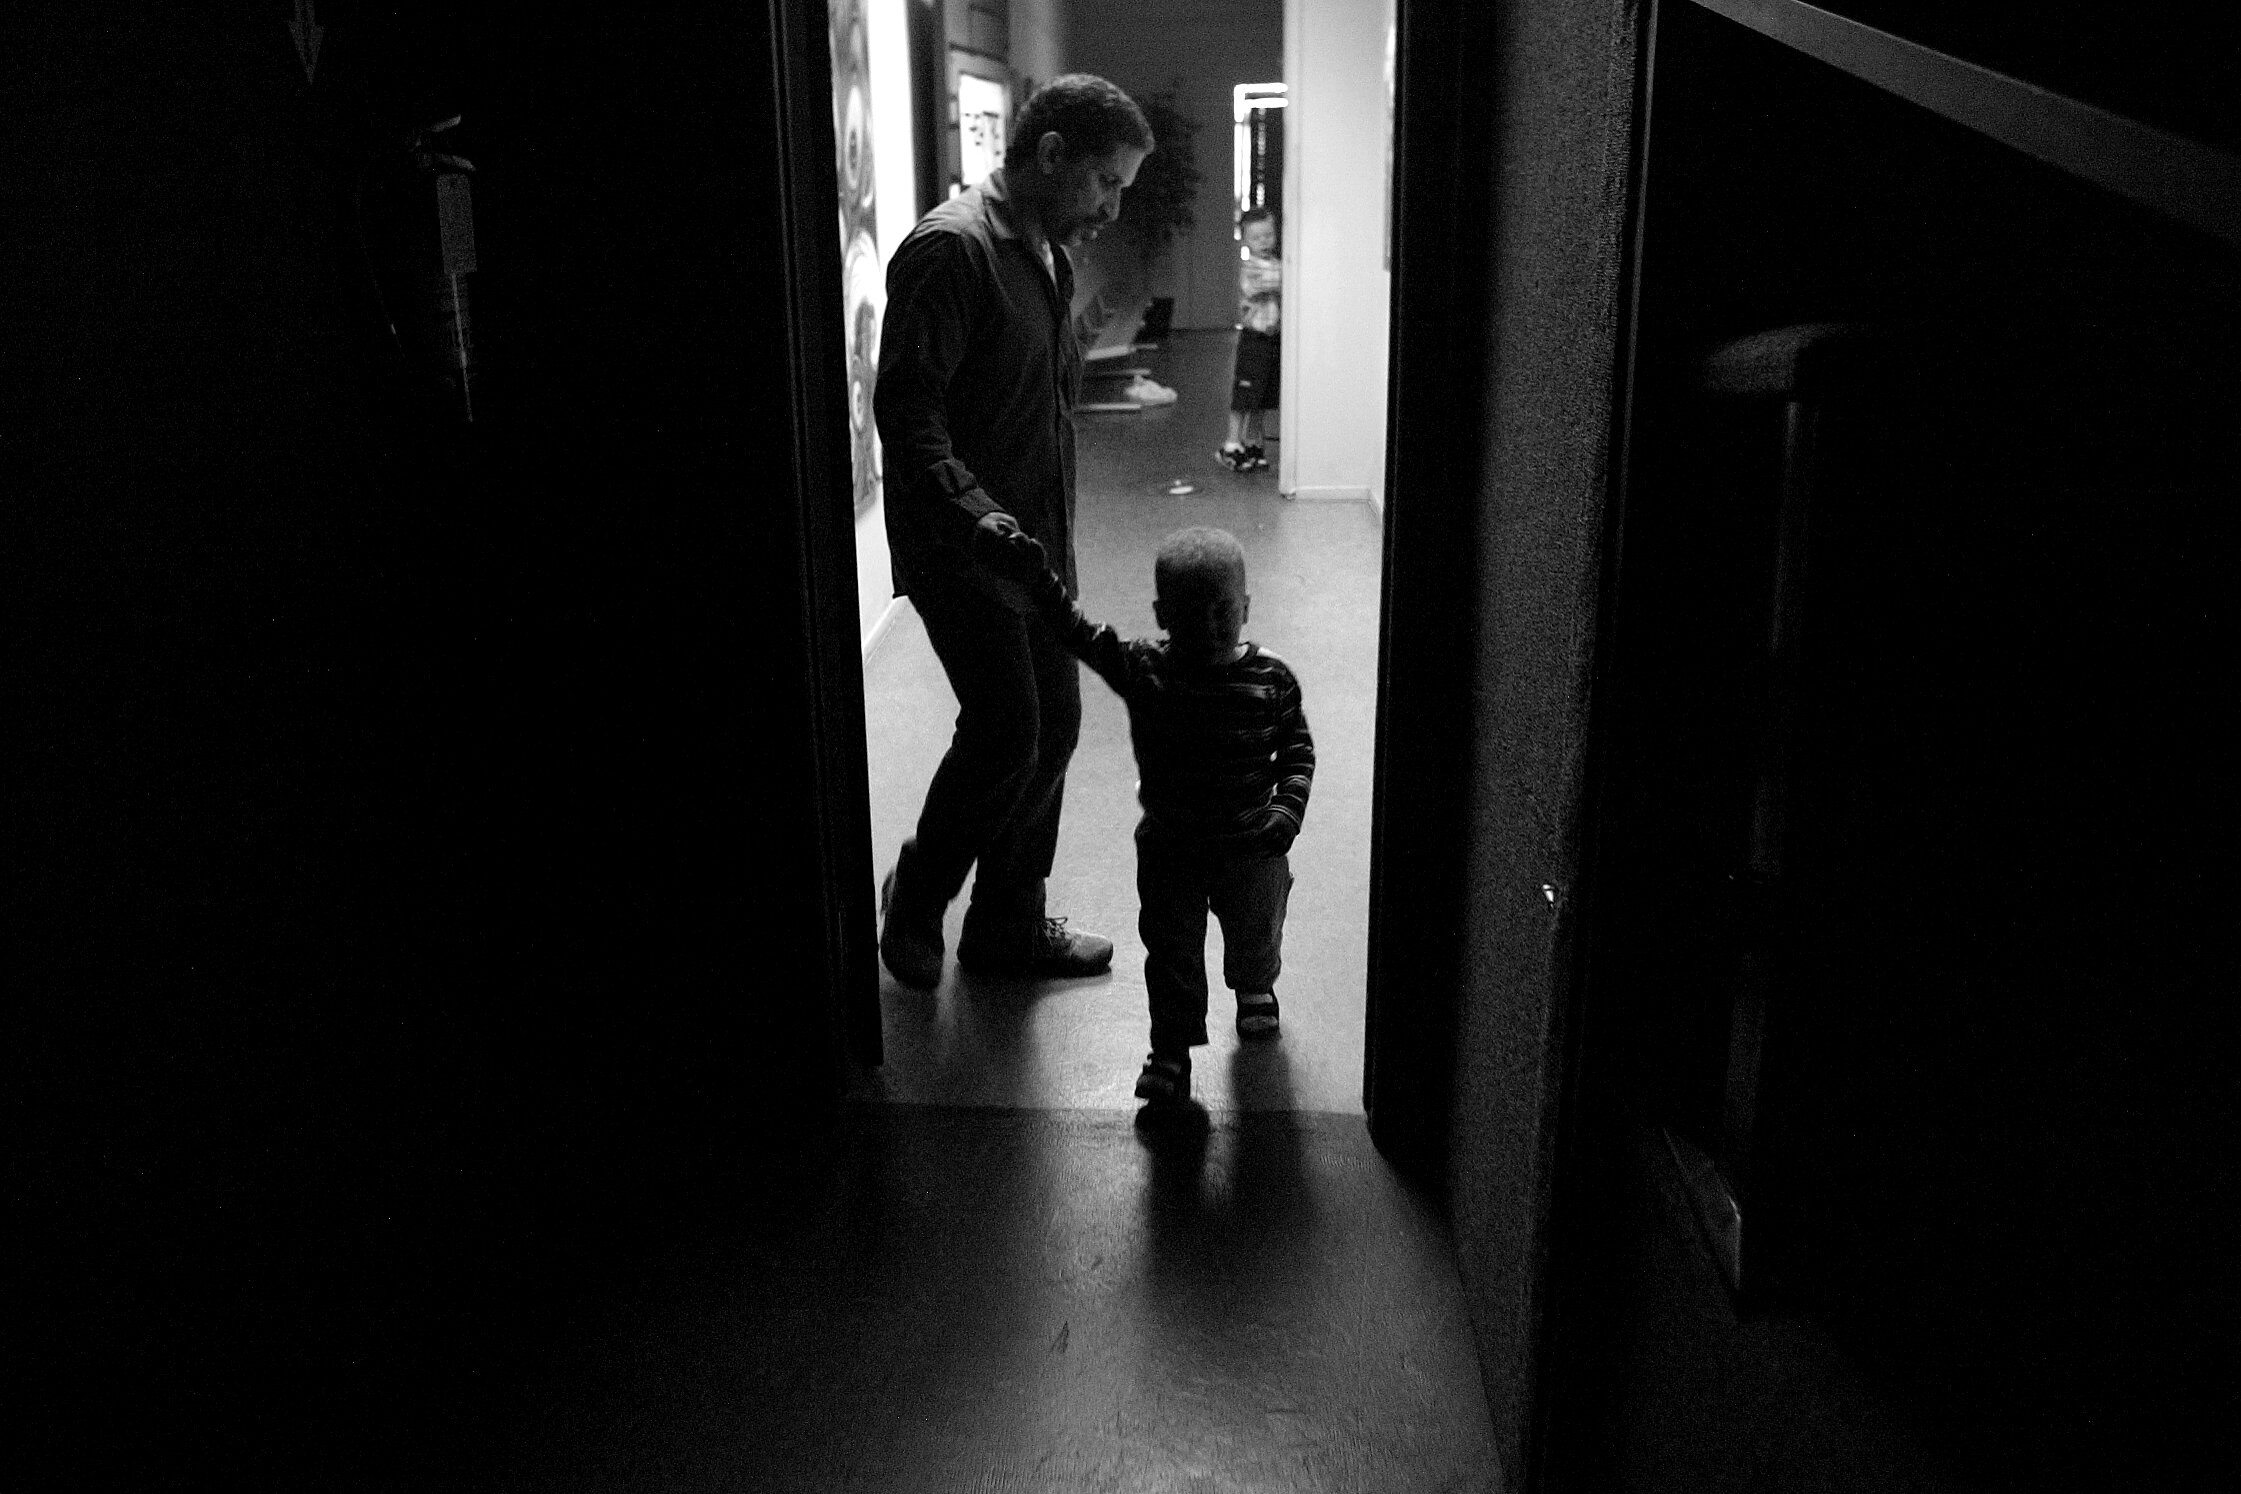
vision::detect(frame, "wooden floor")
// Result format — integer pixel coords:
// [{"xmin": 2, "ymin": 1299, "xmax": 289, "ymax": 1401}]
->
[{"xmin": 468, "ymin": 335, "xmax": 1505, "ymax": 1490}]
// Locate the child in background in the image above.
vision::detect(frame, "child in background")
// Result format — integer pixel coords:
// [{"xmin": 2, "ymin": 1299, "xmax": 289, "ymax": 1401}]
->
[
  {"xmin": 1218, "ymin": 209, "xmax": 1282, "ymax": 473},
  {"xmin": 1001, "ymin": 525, "xmax": 1314, "ymax": 1103}
]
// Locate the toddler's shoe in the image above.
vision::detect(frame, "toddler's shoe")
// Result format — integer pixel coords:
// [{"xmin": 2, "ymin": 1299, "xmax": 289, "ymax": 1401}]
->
[
  {"xmin": 1134, "ymin": 1052, "xmax": 1191, "ymax": 1103},
  {"xmin": 1236, "ymin": 991, "xmax": 1280, "ymax": 1038},
  {"xmin": 956, "ymin": 916, "xmax": 1114, "ymax": 978},
  {"xmin": 1239, "ymin": 444, "xmax": 1269, "ymax": 472},
  {"xmin": 1216, "ymin": 443, "xmax": 1248, "ymax": 471},
  {"xmin": 1123, "ymin": 373, "xmax": 1179, "ymax": 405}
]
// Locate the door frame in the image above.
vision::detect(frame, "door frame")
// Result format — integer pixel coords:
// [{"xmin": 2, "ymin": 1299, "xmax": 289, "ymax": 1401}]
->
[
  {"xmin": 1359, "ymin": 0, "xmax": 1495, "ymax": 1165},
  {"xmin": 765, "ymin": 0, "xmax": 1482, "ymax": 1121},
  {"xmin": 767, "ymin": 0, "xmax": 883, "ymax": 1071}
]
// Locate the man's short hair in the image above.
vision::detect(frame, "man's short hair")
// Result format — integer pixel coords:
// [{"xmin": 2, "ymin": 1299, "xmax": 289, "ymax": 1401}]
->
[
  {"xmin": 1007, "ymin": 74, "xmax": 1153, "ymax": 170},
  {"xmin": 1155, "ymin": 527, "xmax": 1248, "ymax": 599}
]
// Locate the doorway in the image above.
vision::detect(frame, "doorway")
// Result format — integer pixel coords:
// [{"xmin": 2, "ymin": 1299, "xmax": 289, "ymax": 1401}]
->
[{"xmin": 826, "ymin": 0, "xmax": 1406, "ymax": 1119}]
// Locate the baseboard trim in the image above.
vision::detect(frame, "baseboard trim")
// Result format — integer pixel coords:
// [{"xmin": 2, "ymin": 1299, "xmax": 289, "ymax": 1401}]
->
[
  {"xmin": 1284, "ymin": 484, "xmax": 1374, "ymax": 502},
  {"xmin": 861, "ymin": 595, "xmax": 909, "ymax": 661}
]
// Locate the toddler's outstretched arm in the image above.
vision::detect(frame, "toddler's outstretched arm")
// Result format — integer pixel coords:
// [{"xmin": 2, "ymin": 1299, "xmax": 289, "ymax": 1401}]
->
[{"xmin": 997, "ymin": 534, "xmax": 1147, "ymax": 696}]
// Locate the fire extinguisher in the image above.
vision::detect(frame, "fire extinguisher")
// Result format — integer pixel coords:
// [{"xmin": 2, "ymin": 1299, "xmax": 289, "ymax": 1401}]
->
[{"xmin": 356, "ymin": 115, "xmax": 479, "ymax": 423}]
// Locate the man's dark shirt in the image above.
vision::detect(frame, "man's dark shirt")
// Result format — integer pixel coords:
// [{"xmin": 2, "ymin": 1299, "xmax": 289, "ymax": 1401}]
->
[{"xmin": 874, "ymin": 170, "xmax": 1082, "ymax": 605}]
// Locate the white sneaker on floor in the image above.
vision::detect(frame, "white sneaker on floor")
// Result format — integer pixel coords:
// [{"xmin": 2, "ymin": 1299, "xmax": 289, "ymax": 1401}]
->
[{"xmin": 1122, "ymin": 374, "xmax": 1178, "ymax": 405}]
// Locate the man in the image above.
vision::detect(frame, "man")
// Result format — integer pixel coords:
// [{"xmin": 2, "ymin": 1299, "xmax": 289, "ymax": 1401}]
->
[{"xmin": 872, "ymin": 74, "xmax": 1152, "ymax": 987}]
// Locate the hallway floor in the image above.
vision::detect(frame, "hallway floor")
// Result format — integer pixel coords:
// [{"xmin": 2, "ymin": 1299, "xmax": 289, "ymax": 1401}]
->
[
  {"xmin": 857, "ymin": 329, "xmax": 1382, "ymax": 1114},
  {"xmin": 476, "ymin": 332, "xmax": 1501, "ymax": 1492},
  {"xmin": 497, "ymin": 1106, "xmax": 1499, "ymax": 1493}
]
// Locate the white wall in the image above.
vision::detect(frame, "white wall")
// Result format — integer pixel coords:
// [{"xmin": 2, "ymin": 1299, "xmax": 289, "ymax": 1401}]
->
[
  {"xmin": 852, "ymin": 0, "xmax": 927, "ymax": 650},
  {"xmin": 1010, "ymin": 0, "xmax": 1068, "ymax": 93},
  {"xmin": 1280, "ymin": 0, "xmax": 1392, "ymax": 505},
  {"xmin": 870, "ymin": 0, "xmax": 922, "ymax": 263}
]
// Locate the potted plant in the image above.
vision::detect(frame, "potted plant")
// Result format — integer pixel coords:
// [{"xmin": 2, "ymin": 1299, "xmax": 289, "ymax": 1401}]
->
[{"xmin": 1113, "ymin": 85, "xmax": 1204, "ymax": 280}]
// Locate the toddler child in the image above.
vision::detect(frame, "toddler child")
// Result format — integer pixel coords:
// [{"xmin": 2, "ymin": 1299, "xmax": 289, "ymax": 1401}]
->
[
  {"xmin": 1218, "ymin": 209, "xmax": 1282, "ymax": 473},
  {"xmin": 1001, "ymin": 525, "xmax": 1314, "ymax": 1102}
]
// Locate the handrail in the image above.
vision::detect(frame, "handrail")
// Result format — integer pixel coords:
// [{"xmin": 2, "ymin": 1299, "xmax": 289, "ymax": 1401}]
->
[{"xmin": 1685, "ymin": 0, "xmax": 2241, "ymax": 248}]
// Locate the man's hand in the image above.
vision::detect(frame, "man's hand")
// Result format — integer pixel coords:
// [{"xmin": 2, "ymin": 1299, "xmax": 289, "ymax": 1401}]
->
[
  {"xmin": 975, "ymin": 512, "xmax": 1048, "ymax": 579},
  {"xmin": 974, "ymin": 510, "xmax": 1023, "ymax": 546},
  {"xmin": 972, "ymin": 510, "xmax": 1024, "ymax": 568}
]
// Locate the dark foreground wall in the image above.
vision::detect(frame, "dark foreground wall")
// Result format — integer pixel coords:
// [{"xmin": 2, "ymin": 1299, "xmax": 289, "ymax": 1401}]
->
[
  {"xmin": 1381, "ymin": 0, "xmax": 1644, "ymax": 1477},
  {"xmin": 1404, "ymin": 2, "xmax": 2238, "ymax": 1489},
  {"xmin": 1558, "ymin": 6, "xmax": 2240, "ymax": 1488},
  {"xmin": 11, "ymin": 3, "xmax": 853, "ymax": 1480},
  {"xmin": 1502, "ymin": 4, "xmax": 2239, "ymax": 1492}
]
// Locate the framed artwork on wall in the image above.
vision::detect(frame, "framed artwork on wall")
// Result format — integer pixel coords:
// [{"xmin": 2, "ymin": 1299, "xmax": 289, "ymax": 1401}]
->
[
  {"xmin": 828, "ymin": 0, "xmax": 881, "ymax": 515},
  {"xmin": 949, "ymin": 52, "xmax": 1009, "ymax": 196}
]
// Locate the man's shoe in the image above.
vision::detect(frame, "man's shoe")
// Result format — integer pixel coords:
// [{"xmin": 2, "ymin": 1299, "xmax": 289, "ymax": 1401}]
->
[
  {"xmin": 1123, "ymin": 373, "xmax": 1179, "ymax": 405},
  {"xmin": 878, "ymin": 867, "xmax": 944, "ymax": 988},
  {"xmin": 1216, "ymin": 444, "xmax": 1248, "ymax": 471},
  {"xmin": 956, "ymin": 917, "xmax": 1115, "ymax": 978}
]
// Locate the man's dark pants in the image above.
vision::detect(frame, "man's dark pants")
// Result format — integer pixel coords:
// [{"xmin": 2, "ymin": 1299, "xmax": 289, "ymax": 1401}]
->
[
  {"xmin": 1136, "ymin": 823, "xmax": 1293, "ymax": 1058},
  {"xmin": 894, "ymin": 577, "xmax": 1081, "ymax": 944}
]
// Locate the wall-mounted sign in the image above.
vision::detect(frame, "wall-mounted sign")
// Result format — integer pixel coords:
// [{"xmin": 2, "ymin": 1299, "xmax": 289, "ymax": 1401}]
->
[{"xmin": 1233, "ymin": 82, "xmax": 1287, "ymax": 225}]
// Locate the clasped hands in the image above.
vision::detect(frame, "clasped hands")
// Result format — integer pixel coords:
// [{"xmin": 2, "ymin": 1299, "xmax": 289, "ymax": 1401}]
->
[{"xmin": 974, "ymin": 511, "xmax": 1050, "ymax": 579}]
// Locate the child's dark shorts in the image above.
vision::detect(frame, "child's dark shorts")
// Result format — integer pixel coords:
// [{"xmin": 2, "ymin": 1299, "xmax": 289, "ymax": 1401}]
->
[{"xmin": 1230, "ymin": 328, "xmax": 1281, "ymax": 413}]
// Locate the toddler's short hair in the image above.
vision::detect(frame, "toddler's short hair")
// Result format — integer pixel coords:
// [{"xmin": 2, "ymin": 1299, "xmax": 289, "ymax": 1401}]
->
[
  {"xmin": 1008, "ymin": 74, "xmax": 1154, "ymax": 170},
  {"xmin": 1155, "ymin": 527, "xmax": 1247, "ymax": 599},
  {"xmin": 1239, "ymin": 207, "xmax": 1277, "ymax": 230}
]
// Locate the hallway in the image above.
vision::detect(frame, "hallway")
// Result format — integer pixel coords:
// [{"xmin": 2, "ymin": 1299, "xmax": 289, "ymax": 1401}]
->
[
  {"xmin": 857, "ymin": 329, "xmax": 1382, "ymax": 1114},
  {"xmin": 478, "ymin": 336, "xmax": 1502, "ymax": 1490},
  {"xmin": 28, "ymin": 6, "xmax": 2239, "ymax": 1491}
]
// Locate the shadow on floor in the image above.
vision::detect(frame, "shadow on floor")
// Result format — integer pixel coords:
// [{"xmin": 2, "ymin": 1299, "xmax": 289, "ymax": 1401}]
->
[{"xmin": 491, "ymin": 1102, "xmax": 1502, "ymax": 1493}]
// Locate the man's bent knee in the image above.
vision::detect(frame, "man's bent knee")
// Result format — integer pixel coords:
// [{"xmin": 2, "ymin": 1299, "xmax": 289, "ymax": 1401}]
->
[{"xmin": 951, "ymin": 718, "xmax": 1041, "ymax": 790}]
